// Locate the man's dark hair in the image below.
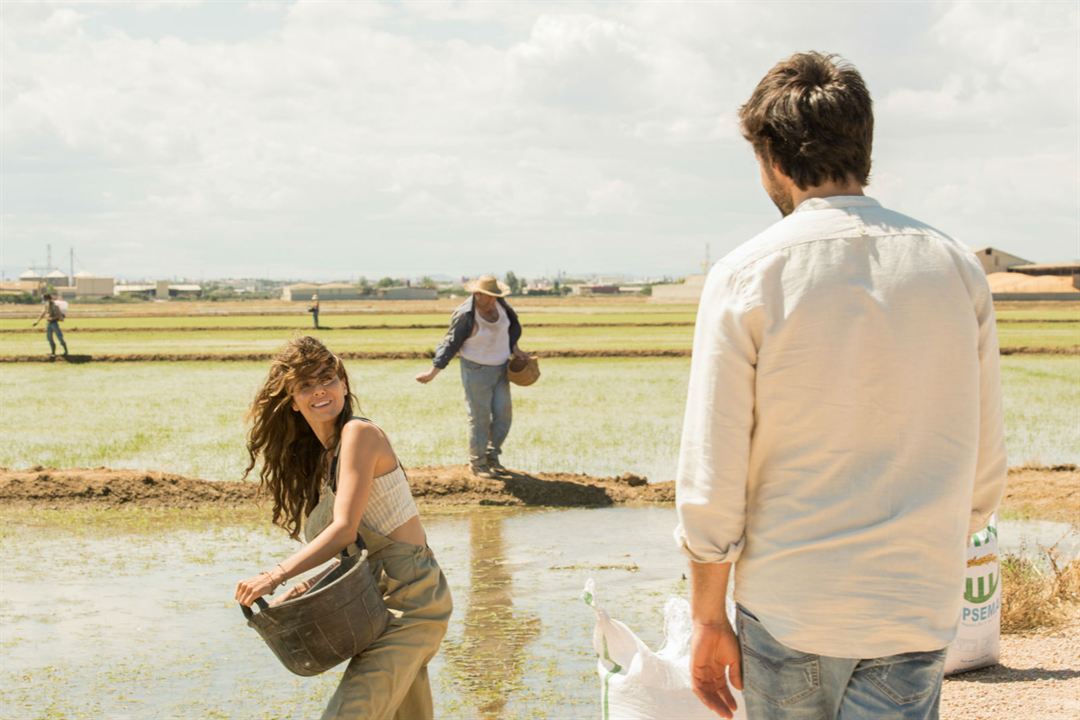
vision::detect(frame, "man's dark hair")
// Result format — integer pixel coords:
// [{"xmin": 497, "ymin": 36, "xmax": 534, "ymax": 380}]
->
[
  {"xmin": 43, "ymin": 293, "xmax": 53, "ymax": 300},
  {"xmin": 739, "ymin": 51, "xmax": 873, "ymax": 190}
]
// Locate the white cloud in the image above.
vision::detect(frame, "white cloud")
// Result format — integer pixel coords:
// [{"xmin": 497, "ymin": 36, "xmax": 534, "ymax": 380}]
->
[{"xmin": 1, "ymin": 1, "xmax": 1077, "ymax": 280}]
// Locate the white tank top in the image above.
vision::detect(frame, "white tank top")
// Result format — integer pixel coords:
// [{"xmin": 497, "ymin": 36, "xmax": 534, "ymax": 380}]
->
[
  {"xmin": 330, "ymin": 425, "xmax": 419, "ymax": 537},
  {"xmin": 460, "ymin": 303, "xmax": 511, "ymax": 366},
  {"xmin": 362, "ymin": 464, "xmax": 419, "ymax": 536}
]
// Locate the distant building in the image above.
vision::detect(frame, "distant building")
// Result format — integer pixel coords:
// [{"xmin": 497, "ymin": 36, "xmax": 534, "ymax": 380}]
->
[
  {"xmin": 114, "ymin": 281, "xmax": 201, "ymax": 299},
  {"xmin": 115, "ymin": 284, "xmax": 156, "ymax": 299},
  {"xmin": 569, "ymin": 284, "xmax": 621, "ymax": 296},
  {"xmin": 168, "ymin": 284, "xmax": 202, "ymax": 298},
  {"xmin": 74, "ymin": 274, "xmax": 115, "ymax": 298},
  {"xmin": 0, "ymin": 280, "xmax": 40, "ymax": 297},
  {"xmin": 379, "ymin": 286, "xmax": 439, "ymax": 300},
  {"xmin": 649, "ymin": 274, "xmax": 706, "ymax": 304},
  {"xmin": 45, "ymin": 269, "xmax": 70, "ymax": 287},
  {"xmin": 972, "ymin": 247, "xmax": 1032, "ymax": 275},
  {"xmin": 282, "ymin": 282, "xmax": 366, "ymax": 301}
]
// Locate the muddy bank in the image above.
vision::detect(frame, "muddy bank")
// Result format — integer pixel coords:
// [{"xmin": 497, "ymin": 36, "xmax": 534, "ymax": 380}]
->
[
  {"xmin": 3, "ymin": 347, "xmax": 1075, "ymax": 363},
  {"xmin": 4, "ymin": 318, "xmax": 1071, "ymax": 334},
  {"xmin": 0, "ymin": 349, "xmax": 693, "ymax": 363},
  {"xmin": 2, "ymin": 466, "xmax": 1074, "ymax": 518},
  {"xmin": 0, "ymin": 466, "xmax": 673, "ymax": 509},
  {"xmin": 0, "ymin": 321, "xmax": 696, "ymax": 334}
]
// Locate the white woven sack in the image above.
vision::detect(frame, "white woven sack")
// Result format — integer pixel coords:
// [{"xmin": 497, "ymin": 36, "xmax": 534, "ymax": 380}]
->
[
  {"xmin": 944, "ymin": 517, "xmax": 1001, "ymax": 675},
  {"xmin": 584, "ymin": 579, "xmax": 747, "ymax": 720}
]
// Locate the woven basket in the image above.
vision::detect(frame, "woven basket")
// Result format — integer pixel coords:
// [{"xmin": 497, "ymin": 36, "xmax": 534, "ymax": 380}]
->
[{"xmin": 507, "ymin": 354, "xmax": 541, "ymax": 386}]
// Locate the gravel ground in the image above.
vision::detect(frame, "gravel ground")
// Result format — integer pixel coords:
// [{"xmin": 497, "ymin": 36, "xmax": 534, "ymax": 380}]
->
[{"xmin": 941, "ymin": 609, "xmax": 1080, "ymax": 720}]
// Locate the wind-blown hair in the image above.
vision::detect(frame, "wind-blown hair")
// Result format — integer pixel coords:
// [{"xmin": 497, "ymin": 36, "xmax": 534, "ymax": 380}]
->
[{"xmin": 243, "ymin": 336, "xmax": 358, "ymax": 539}]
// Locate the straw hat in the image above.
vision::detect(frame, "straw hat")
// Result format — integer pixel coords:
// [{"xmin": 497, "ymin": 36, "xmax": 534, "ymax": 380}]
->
[
  {"xmin": 507, "ymin": 353, "xmax": 540, "ymax": 386},
  {"xmin": 465, "ymin": 275, "xmax": 510, "ymax": 297}
]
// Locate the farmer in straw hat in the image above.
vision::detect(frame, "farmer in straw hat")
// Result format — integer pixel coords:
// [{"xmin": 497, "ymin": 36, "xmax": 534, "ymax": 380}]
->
[{"xmin": 415, "ymin": 275, "xmax": 526, "ymax": 478}]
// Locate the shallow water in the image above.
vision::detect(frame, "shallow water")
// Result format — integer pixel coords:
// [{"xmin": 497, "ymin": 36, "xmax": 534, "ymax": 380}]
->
[{"xmin": 2, "ymin": 508, "xmax": 1074, "ymax": 720}]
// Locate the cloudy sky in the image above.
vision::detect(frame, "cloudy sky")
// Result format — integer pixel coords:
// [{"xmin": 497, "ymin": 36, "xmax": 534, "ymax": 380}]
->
[{"xmin": 2, "ymin": 1, "xmax": 1077, "ymax": 281}]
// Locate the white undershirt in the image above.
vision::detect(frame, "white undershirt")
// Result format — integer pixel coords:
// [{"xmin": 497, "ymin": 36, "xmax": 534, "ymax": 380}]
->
[{"xmin": 460, "ymin": 303, "xmax": 511, "ymax": 366}]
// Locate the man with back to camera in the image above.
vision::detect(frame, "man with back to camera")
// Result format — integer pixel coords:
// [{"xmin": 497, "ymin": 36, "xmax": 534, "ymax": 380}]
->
[{"xmin": 675, "ymin": 52, "xmax": 1007, "ymax": 720}]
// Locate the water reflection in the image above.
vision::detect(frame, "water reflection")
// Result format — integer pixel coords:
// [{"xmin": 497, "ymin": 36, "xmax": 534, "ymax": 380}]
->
[{"xmin": 443, "ymin": 512, "xmax": 542, "ymax": 719}]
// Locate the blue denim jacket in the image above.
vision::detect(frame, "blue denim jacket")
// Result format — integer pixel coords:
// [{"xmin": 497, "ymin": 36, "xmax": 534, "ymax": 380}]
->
[{"xmin": 432, "ymin": 296, "xmax": 522, "ymax": 369}]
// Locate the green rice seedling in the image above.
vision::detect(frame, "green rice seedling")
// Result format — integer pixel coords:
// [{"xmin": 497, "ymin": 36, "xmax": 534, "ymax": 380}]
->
[
  {"xmin": 1, "ymin": 357, "xmax": 1077, "ymax": 479},
  {"xmin": 0, "ymin": 310, "xmax": 698, "ymax": 332}
]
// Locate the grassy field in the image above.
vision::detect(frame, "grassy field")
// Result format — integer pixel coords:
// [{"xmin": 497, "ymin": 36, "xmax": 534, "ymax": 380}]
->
[
  {"xmin": 2, "ymin": 356, "xmax": 1077, "ymax": 480},
  {"xmin": 0, "ymin": 311, "xmax": 699, "ymax": 331},
  {"xmin": 993, "ymin": 302, "xmax": 1080, "ymax": 322},
  {"xmin": 0, "ymin": 324, "xmax": 702, "ymax": 355},
  {"xmin": 0, "ymin": 297, "xmax": 694, "ymax": 319},
  {"xmin": 2, "ymin": 315, "xmax": 1075, "ymax": 356},
  {"xmin": 995, "ymin": 322, "xmax": 1080, "ymax": 349}
]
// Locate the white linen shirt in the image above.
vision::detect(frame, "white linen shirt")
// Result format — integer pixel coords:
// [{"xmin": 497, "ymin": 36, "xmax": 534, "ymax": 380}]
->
[{"xmin": 674, "ymin": 195, "xmax": 1007, "ymax": 658}]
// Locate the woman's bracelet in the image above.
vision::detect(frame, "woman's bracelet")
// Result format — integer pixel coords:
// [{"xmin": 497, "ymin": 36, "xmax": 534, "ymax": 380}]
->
[
  {"xmin": 259, "ymin": 570, "xmax": 276, "ymax": 594},
  {"xmin": 273, "ymin": 563, "xmax": 288, "ymax": 588}
]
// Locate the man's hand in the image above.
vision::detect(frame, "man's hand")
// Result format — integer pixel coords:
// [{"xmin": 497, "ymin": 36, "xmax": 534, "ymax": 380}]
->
[
  {"xmin": 690, "ymin": 620, "xmax": 743, "ymax": 718},
  {"xmin": 415, "ymin": 367, "xmax": 440, "ymax": 384}
]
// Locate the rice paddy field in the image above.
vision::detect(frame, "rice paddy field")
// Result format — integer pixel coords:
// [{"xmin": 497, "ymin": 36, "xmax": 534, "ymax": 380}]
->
[
  {"xmin": 1, "ymin": 355, "xmax": 1078, "ymax": 481},
  {"xmin": 1, "ymin": 298, "xmax": 1077, "ymax": 477},
  {"xmin": 2, "ymin": 297, "xmax": 1078, "ymax": 720},
  {"xmin": 0, "ymin": 299, "xmax": 1075, "ymax": 356}
]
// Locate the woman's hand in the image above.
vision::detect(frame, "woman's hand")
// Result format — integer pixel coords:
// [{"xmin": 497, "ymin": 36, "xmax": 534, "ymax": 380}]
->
[
  {"xmin": 266, "ymin": 559, "xmax": 340, "ymax": 606},
  {"xmin": 235, "ymin": 571, "xmax": 278, "ymax": 607}
]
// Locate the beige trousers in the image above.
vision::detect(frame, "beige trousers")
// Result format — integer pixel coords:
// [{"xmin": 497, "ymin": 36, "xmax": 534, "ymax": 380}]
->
[{"xmin": 322, "ymin": 533, "xmax": 453, "ymax": 720}]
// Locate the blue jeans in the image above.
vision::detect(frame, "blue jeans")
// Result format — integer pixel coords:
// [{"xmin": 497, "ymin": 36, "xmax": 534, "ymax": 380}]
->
[
  {"xmin": 737, "ymin": 606, "xmax": 946, "ymax": 720},
  {"xmin": 46, "ymin": 321, "xmax": 68, "ymax": 355},
  {"xmin": 459, "ymin": 357, "xmax": 512, "ymax": 466}
]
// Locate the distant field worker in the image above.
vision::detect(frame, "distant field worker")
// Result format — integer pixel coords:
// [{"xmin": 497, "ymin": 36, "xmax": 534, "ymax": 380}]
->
[
  {"xmin": 235, "ymin": 337, "xmax": 451, "ymax": 720},
  {"xmin": 308, "ymin": 293, "xmax": 320, "ymax": 329},
  {"xmin": 414, "ymin": 275, "xmax": 527, "ymax": 478},
  {"xmin": 677, "ymin": 52, "xmax": 1007, "ymax": 720},
  {"xmin": 31, "ymin": 293, "xmax": 68, "ymax": 358}
]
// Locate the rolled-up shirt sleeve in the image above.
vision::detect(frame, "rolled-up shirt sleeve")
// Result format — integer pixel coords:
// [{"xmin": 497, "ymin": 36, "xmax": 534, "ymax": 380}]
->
[
  {"xmin": 969, "ymin": 274, "xmax": 1007, "ymax": 534},
  {"xmin": 674, "ymin": 262, "xmax": 758, "ymax": 564}
]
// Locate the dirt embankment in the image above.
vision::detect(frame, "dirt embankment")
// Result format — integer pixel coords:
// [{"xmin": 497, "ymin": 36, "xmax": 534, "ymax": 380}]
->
[
  {"xmin": 3, "ymin": 347, "xmax": 1076, "ymax": 364},
  {"xmin": 1, "ymin": 465, "xmax": 1074, "ymax": 517},
  {"xmin": 0, "ymin": 321, "xmax": 697, "ymax": 334},
  {"xmin": 0, "ymin": 466, "xmax": 673, "ymax": 509},
  {"xmin": 0, "ymin": 349, "xmax": 698, "ymax": 363}
]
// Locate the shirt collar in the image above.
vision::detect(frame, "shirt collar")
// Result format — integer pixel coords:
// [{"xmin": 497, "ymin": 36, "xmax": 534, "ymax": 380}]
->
[{"xmin": 792, "ymin": 195, "xmax": 880, "ymax": 214}]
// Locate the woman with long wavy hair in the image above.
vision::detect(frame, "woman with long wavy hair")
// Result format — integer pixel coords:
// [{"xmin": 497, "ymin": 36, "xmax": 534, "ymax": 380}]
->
[{"xmin": 234, "ymin": 336, "xmax": 452, "ymax": 720}]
